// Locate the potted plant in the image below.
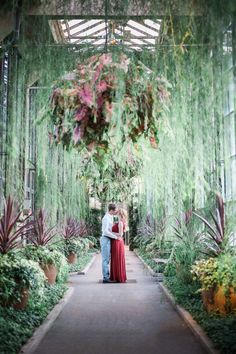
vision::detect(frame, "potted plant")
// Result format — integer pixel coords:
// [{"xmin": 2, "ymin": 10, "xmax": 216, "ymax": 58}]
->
[
  {"xmin": 193, "ymin": 192, "xmax": 234, "ymax": 256},
  {"xmin": 60, "ymin": 218, "xmax": 81, "ymax": 263},
  {"xmin": 0, "ymin": 196, "xmax": 42, "ymax": 309},
  {"xmin": 60, "ymin": 218, "xmax": 89, "ymax": 264},
  {"xmin": 25, "ymin": 209, "xmax": 67, "ymax": 284},
  {"xmin": 0, "ymin": 196, "xmax": 33, "ymax": 254},
  {"xmin": 191, "ymin": 254, "xmax": 236, "ymax": 314},
  {"xmin": 0, "ymin": 253, "xmax": 45, "ymax": 310}
]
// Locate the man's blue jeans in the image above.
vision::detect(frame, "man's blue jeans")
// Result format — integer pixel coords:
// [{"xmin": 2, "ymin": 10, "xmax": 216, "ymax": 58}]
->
[{"xmin": 100, "ymin": 236, "xmax": 111, "ymax": 280}]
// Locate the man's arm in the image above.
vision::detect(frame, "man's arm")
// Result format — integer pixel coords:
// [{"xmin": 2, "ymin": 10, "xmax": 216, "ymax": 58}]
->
[{"xmin": 102, "ymin": 217, "xmax": 121, "ymax": 240}]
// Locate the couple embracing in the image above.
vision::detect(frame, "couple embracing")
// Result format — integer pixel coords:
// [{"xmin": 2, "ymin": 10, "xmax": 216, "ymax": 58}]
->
[{"xmin": 100, "ymin": 203, "xmax": 127, "ymax": 283}]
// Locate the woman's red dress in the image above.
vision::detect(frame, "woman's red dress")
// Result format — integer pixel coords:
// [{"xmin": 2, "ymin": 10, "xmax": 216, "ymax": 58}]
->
[{"xmin": 110, "ymin": 222, "xmax": 127, "ymax": 283}]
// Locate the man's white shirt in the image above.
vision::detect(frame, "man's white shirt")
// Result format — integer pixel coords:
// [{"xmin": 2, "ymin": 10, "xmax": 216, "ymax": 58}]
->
[{"xmin": 102, "ymin": 212, "xmax": 118, "ymax": 239}]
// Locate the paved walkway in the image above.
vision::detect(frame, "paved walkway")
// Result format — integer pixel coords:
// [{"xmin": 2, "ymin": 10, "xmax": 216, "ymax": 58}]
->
[{"xmin": 34, "ymin": 248, "xmax": 206, "ymax": 354}]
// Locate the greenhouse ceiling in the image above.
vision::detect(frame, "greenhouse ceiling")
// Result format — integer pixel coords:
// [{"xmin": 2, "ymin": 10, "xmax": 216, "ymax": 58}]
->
[{"xmin": 49, "ymin": 19, "xmax": 162, "ymax": 51}]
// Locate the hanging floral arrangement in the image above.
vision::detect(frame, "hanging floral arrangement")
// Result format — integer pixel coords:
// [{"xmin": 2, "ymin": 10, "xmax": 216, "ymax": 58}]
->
[{"xmin": 44, "ymin": 53, "xmax": 171, "ymax": 154}]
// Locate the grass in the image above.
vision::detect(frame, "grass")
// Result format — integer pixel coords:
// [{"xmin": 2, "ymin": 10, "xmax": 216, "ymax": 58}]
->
[{"xmin": 136, "ymin": 248, "xmax": 236, "ymax": 354}]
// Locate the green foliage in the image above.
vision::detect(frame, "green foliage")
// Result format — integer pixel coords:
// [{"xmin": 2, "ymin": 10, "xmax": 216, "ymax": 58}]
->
[
  {"xmin": 78, "ymin": 147, "xmax": 143, "ymax": 201},
  {"xmin": 135, "ymin": 248, "xmax": 160, "ymax": 273},
  {"xmin": 17, "ymin": 245, "xmax": 69, "ymax": 283},
  {"xmin": 26, "ymin": 209, "xmax": 58, "ymax": 246},
  {"xmin": 0, "ymin": 283, "xmax": 67, "ymax": 354},
  {"xmin": 0, "ymin": 253, "xmax": 45, "ymax": 306},
  {"xmin": 44, "ymin": 53, "xmax": 170, "ymax": 154},
  {"xmin": 0, "ymin": 196, "xmax": 34, "ymax": 254},
  {"xmin": 193, "ymin": 193, "xmax": 236, "ymax": 256},
  {"xmin": 137, "ymin": 214, "xmax": 170, "ymax": 257},
  {"xmin": 58, "ymin": 237, "xmax": 90, "ymax": 257},
  {"xmin": 68, "ymin": 251, "xmax": 94, "ymax": 273},
  {"xmin": 170, "ymin": 212, "xmax": 201, "ymax": 284},
  {"xmin": 86, "ymin": 209, "xmax": 101, "ymax": 237},
  {"xmin": 191, "ymin": 254, "xmax": 236, "ymax": 292},
  {"xmin": 164, "ymin": 276, "xmax": 236, "ymax": 354},
  {"xmin": 128, "ymin": 202, "xmax": 139, "ymax": 251},
  {"xmin": 86, "ymin": 235, "xmax": 99, "ymax": 249}
]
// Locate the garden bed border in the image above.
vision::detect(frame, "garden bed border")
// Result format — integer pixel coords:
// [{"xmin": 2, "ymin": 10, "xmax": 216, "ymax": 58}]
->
[
  {"xmin": 133, "ymin": 249, "xmax": 220, "ymax": 354},
  {"xmin": 19, "ymin": 287, "xmax": 74, "ymax": 354},
  {"xmin": 20, "ymin": 252, "xmax": 98, "ymax": 353},
  {"xmin": 69, "ymin": 252, "xmax": 98, "ymax": 275}
]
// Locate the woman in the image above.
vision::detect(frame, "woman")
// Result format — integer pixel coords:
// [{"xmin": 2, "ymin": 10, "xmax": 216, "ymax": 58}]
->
[{"xmin": 110, "ymin": 208, "xmax": 127, "ymax": 283}]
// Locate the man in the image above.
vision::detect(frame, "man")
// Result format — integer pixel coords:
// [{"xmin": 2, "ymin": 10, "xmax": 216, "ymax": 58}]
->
[{"xmin": 101, "ymin": 203, "xmax": 122, "ymax": 283}]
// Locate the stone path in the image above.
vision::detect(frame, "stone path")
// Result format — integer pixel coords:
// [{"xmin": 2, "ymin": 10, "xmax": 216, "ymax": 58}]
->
[{"xmin": 33, "ymin": 248, "xmax": 206, "ymax": 354}]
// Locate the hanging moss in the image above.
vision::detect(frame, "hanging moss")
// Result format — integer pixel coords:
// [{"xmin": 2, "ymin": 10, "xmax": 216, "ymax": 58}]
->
[{"xmin": 1, "ymin": 1, "xmax": 235, "ymax": 229}]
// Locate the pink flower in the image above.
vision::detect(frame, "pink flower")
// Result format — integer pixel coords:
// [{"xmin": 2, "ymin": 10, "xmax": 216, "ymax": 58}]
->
[
  {"xmin": 150, "ymin": 136, "xmax": 158, "ymax": 149},
  {"xmin": 75, "ymin": 106, "xmax": 89, "ymax": 121},
  {"xmin": 73, "ymin": 120, "xmax": 88, "ymax": 144},
  {"xmin": 87, "ymin": 55, "xmax": 98, "ymax": 66},
  {"xmin": 73, "ymin": 125, "xmax": 81, "ymax": 144},
  {"xmin": 96, "ymin": 96, "xmax": 104, "ymax": 110},
  {"xmin": 79, "ymin": 84, "xmax": 93, "ymax": 107},
  {"xmin": 77, "ymin": 64, "xmax": 87, "ymax": 77},
  {"xmin": 99, "ymin": 53, "xmax": 112, "ymax": 66},
  {"xmin": 96, "ymin": 80, "xmax": 107, "ymax": 93},
  {"xmin": 93, "ymin": 63, "xmax": 103, "ymax": 82}
]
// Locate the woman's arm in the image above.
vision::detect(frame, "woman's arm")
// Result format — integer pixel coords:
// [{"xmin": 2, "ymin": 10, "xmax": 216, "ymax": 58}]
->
[{"xmin": 118, "ymin": 221, "xmax": 124, "ymax": 237}]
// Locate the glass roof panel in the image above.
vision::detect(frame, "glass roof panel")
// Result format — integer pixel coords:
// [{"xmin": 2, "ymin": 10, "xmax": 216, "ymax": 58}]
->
[
  {"xmin": 144, "ymin": 19, "xmax": 161, "ymax": 31},
  {"xmin": 128, "ymin": 20, "xmax": 159, "ymax": 36},
  {"xmin": 70, "ymin": 19, "xmax": 103, "ymax": 33},
  {"xmin": 52, "ymin": 18, "xmax": 162, "ymax": 51}
]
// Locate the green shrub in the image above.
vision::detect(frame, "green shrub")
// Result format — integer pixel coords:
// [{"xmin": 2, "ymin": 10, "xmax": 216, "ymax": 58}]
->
[
  {"xmin": 0, "ymin": 253, "xmax": 45, "ymax": 306},
  {"xmin": 17, "ymin": 246, "xmax": 69, "ymax": 283},
  {"xmin": 0, "ymin": 283, "xmax": 67, "ymax": 354},
  {"xmin": 56, "ymin": 237, "xmax": 90, "ymax": 258},
  {"xmin": 191, "ymin": 254, "xmax": 236, "ymax": 292}
]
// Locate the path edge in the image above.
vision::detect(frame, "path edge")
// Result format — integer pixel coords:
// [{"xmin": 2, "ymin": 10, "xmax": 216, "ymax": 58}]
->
[
  {"xmin": 77, "ymin": 252, "xmax": 98, "ymax": 275},
  {"xmin": 159, "ymin": 283, "xmax": 220, "ymax": 354},
  {"xmin": 19, "ymin": 287, "xmax": 74, "ymax": 354},
  {"xmin": 69, "ymin": 252, "xmax": 98, "ymax": 275},
  {"xmin": 133, "ymin": 250, "xmax": 220, "ymax": 354},
  {"xmin": 133, "ymin": 249, "xmax": 158, "ymax": 277}
]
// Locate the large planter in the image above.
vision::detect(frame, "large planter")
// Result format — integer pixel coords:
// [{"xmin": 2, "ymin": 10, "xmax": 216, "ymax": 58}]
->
[
  {"xmin": 67, "ymin": 252, "xmax": 77, "ymax": 264},
  {"xmin": 202, "ymin": 285, "xmax": 236, "ymax": 314},
  {"xmin": 41, "ymin": 264, "xmax": 58, "ymax": 284},
  {"xmin": 13, "ymin": 288, "xmax": 29, "ymax": 310}
]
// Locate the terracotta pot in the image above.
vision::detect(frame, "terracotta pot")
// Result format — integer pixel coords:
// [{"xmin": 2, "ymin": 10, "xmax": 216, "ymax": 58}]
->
[
  {"xmin": 13, "ymin": 288, "xmax": 29, "ymax": 310},
  {"xmin": 202, "ymin": 285, "xmax": 236, "ymax": 314},
  {"xmin": 41, "ymin": 264, "xmax": 58, "ymax": 284},
  {"xmin": 67, "ymin": 252, "xmax": 77, "ymax": 264}
]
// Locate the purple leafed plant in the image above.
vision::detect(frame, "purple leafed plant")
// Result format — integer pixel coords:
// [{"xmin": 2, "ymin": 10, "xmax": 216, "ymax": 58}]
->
[
  {"xmin": 61, "ymin": 218, "xmax": 83, "ymax": 240},
  {"xmin": 77, "ymin": 220, "xmax": 89, "ymax": 238},
  {"xmin": 27, "ymin": 209, "xmax": 57, "ymax": 246},
  {"xmin": 193, "ymin": 193, "xmax": 226, "ymax": 256},
  {"xmin": 172, "ymin": 209, "xmax": 193, "ymax": 241},
  {"xmin": 0, "ymin": 196, "xmax": 33, "ymax": 254}
]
